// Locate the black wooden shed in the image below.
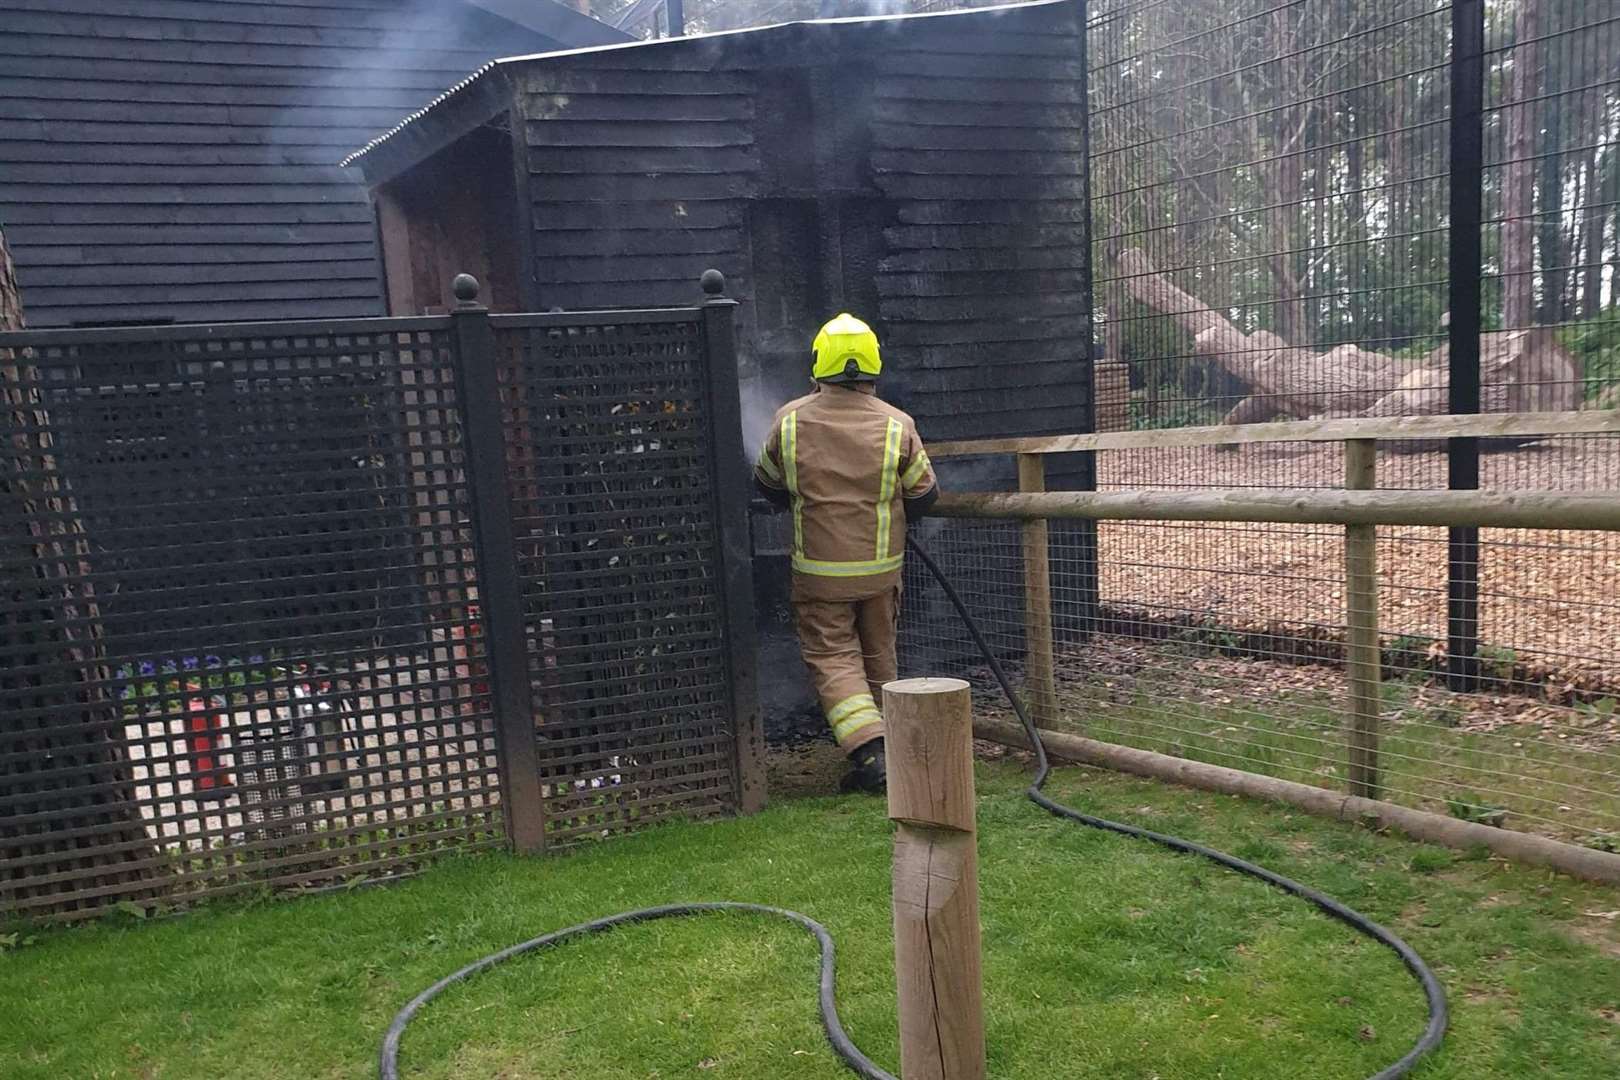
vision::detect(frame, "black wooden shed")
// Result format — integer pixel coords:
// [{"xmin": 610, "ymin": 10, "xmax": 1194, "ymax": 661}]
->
[
  {"xmin": 341, "ymin": 0, "xmax": 1092, "ymax": 447},
  {"xmin": 0, "ymin": 0, "xmax": 628, "ymax": 328}
]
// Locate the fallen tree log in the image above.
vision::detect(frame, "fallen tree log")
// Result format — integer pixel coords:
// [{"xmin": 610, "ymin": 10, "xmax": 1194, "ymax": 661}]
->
[{"xmin": 1116, "ymin": 248, "xmax": 1582, "ymax": 430}]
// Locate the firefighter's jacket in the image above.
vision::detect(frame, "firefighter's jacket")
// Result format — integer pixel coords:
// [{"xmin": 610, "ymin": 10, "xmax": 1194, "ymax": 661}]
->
[{"xmin": 754, "ymin": 384, "xmax": 938, "ymax": 602}]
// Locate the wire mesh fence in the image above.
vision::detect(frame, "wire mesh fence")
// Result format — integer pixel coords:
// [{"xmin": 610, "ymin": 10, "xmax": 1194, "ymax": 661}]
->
[
  {"xmin": 900, "ymin": 0, "xmax": 1613, "ymax": 852},
  {"xmin": 1087, "ymin": 0, "xmax": 1616, "ymax": 439},
  {"xmin": 1088, "ymin": 0, "xmax": 1459, "ymax": 436},
  {"xmin": 900, "ymin": 437, "xmax": 1620, "ymax": 849}
]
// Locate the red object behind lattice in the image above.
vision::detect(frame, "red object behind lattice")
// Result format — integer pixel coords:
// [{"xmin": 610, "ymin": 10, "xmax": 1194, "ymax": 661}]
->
[{"xmin": 186, "ymin": 685, "xmax": 233, "ymax": 791}]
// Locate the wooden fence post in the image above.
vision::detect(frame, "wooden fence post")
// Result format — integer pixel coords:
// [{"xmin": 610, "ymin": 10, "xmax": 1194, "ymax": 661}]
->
[
  {"xmin": 1018, "ymin": 454, "xmax": 1058, "ymax": 728},
  {"xmin": 1344, "ymin": 438, "xmax": 1382, "ymax": 800},
  {"xmin": 885, "ymin": 677, "xmax": 986, "ymax": 1080}
]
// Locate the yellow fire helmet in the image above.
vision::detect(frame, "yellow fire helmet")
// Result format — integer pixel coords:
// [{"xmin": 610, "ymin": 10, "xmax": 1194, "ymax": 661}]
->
[{"xmin": 811, "ymin": 313, "xmax": 882, "ymax": 383}]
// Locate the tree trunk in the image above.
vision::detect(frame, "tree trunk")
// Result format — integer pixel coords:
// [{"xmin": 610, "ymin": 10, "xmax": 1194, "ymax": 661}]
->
[
  {"xmin": 1536, "ymin": 92, "xmax": 1565, "ymax": 324},
  {"xmin": 1612, "ymin": 144, "xmax": 1620, "ymax": 295},
  {"xmin": 1263, "ymin": 133, "xmax": 1305, "ymax": 344},
  {"xmin": 1579, "ymin": 144, "xmax": 1605, "ymax": 321},
  {"xmin": 1346, "ymin": 120, "xmax": 1367, "ymax": 334},
  {"xmin": 1118, "ymin": 247, "xmax": 1580, "ymax": 424},
  {"xmin": 1502, "ymin": 0, "xmax": 1541, "ymax": 330},
  {"xmin": 1385, "ymin": 74, "xmax": 1409, "ymax": 346}
]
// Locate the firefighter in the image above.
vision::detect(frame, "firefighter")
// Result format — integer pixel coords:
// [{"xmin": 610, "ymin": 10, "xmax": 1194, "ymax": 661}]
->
[{"xmin": 754, "ymin": 313, "xmax": 939, "ymax": 793}]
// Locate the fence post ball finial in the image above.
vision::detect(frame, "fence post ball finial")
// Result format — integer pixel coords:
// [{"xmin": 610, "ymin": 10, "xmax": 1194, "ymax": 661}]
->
[
  {"xmin": 701, "ymin": 269, "xmax": 726, "ymax": 297},
  {"xmin": 452, "ymin": 274, "xmax": 480, "ymax": 306}
]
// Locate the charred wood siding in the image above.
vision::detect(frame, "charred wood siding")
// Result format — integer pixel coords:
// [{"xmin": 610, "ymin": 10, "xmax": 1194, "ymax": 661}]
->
[
  {"xmin": 517, "ymin": 52, "xmax": 758, "ymax": 314},
  {"xmin": 340, "ymin": 3, "xmax": 1092, "ymax": 726},
  {"xmin": 873, "ymin": 11, "xmax": 1090, "ymax": 444},
  {"xmin": 0, "ymin": 0, "xmax": 571, "ymax": 327},
  {"xmin": 350, "ymin": 2, "xmax": 1090, "ymax": 448}
]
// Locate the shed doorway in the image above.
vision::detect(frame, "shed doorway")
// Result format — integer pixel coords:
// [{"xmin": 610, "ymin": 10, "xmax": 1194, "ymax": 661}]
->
[{"xmin": 374, "ymin": 123, "xmax": 523, "ymax": 315}]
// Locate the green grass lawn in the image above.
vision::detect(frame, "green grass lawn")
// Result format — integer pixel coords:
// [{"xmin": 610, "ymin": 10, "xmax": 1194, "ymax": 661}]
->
[{"xmin": 4, "ymin": 759, "xmax": 1618, "ymax": 1079}]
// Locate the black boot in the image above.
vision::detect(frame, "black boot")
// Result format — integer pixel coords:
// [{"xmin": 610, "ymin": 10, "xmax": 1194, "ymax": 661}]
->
[{"xmin": 839, "ymin": 737, "xmax": 886, "ymax": 795}]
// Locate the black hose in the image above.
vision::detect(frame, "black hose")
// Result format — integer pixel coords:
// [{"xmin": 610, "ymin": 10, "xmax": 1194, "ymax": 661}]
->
[
  {"xmin": 380, "ymin": 903, "xmax": 897, "ymax": 1080},
  {"xmin": 379, "ymin": 535, "xmax": 1447, "ymax": 1080}
]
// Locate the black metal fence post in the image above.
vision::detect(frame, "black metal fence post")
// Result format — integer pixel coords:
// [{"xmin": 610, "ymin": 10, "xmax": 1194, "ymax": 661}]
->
[
  {"xmin": 699, "ymin": 270, "xmax": 767, "ymax": 814},
  {"xmin": 1073, "ymin": 0, "xmax": 1101, "ymax": 640},
  {"xmin": 449, "ymin": 273, "xmax": 548, "ymax": 853},
  {"xmin": 1447, "ymin": 0, "xmax": 1486, "ymax": 693}
]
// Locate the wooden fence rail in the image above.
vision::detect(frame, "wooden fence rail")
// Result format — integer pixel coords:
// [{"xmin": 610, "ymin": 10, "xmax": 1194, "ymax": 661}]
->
[
  {"xmin": 928, "ymin": 409, "xmax": 1620, "ymax": 458},
  {"xmin": 933, "ymin": 488, "xmax": 1620, "ymax": 531},
  {"xmin": 924, "ymin": 412, "xmax": 1620, "ymax": 853}
]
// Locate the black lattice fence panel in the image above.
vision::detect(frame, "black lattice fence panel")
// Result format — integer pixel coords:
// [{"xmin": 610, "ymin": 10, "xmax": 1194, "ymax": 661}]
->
[
  {"xmin": 494, "ymin": 313, "xmax": 744, "ymax": 845},
  {"xmin": 2, "ymin": 280, "xmax": 758, "ymax": 919},
  {"xmin": 1, "ymin": 319, "xmax": 503, "ymax": 920}
]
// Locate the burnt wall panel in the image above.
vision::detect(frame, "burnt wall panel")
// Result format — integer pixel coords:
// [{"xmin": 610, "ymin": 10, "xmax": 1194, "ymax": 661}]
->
[
  {"xmin": 519, "ymin": 53, "xmax": 758, "ymax": 316},
  {"xmin": 872, "ymin": 7, "xmax": 1093, "ymax": 687},
  {"xmin": 871, "ymin": 9, "xmax": 1091, "ymax": 452},
  {"xmin": 746, "ymin": 5, "xmax": 1091, "ymax": 722},
  {"xmin": 361, "ymin": 2, "xmax": 1093, "ymax": 734}
]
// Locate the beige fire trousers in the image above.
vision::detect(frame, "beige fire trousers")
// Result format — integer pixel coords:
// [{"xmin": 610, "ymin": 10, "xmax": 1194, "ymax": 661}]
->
[{"xmin": 792, "ymin": 585, "xmax": 900, "ymax": 752}]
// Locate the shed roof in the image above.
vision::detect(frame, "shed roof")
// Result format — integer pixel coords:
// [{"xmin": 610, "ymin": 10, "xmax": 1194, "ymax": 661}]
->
[{"xmin": 340, "ymin": 1, "xmax": 1072, "ymax": 178}]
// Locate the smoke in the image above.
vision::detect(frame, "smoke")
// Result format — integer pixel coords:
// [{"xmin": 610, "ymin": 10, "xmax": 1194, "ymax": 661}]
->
[
  {"xmin": 737, "ymin": 343, "xmax": 819, "ymax": 469},
  {"xmin": 860, "ymin": 0, "xmax": 915, "ymax": 16},
  {"xmin": 275, "ymin": 7, "xmax": 459, "ymax": 156},
  {"xmin": 739, "ymin": 371, "xmax": 780, "ymax": 467}
]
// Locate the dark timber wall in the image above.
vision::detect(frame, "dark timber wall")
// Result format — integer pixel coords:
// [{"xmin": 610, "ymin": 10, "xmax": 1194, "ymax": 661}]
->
[
  {"xmin": 348, "ymin": 1, "xmax": 1092, "ymax": 726},
  {"xmin": 518, "ymin": 6, "xmax": 1090, "ymax": 452},
  {"xmin": 351, "ymin": 1, "xmax": 1089, "ymax": 450},
  {"xmin": 0, "ymin": 0, "xmax": 624, "ymax": 328}
]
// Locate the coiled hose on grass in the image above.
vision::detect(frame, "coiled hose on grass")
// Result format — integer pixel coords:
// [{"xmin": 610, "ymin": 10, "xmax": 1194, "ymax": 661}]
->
[{"xmin": 380, "ymin": 535, "xmax": 1448, "ymax": 1080}]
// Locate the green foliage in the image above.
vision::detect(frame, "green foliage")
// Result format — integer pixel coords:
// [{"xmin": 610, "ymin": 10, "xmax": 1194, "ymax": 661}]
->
[
  {"xmin": 1167, "ymin": 617, "xmax": 1244, "ymax": 656},
  {"xmin": 1475, "ymin": 644, "xmax": 1519, "ymax": 683},
  {"xmin": 1446, "ymin": 793, "xmax": 1509, "ymax": 828},
  {"xmin": 1406, "ymin": 849, "xmax": 1453, "ymax": 875},
  {"xmin": 1560, "ymin": 306, "xmax": 1620, "ymax": 404},
  {"xmin": 1575, "ymin": 697, "xmax": 1617, "ymax": 722},
  {"xmin": 110, "ymin": 900, "xmax": 149, "ymax": 923},
  {"xmin": 1127, "ymin": 393, "xmax": 1223, "ymax": 431},
  {"xmin": 1384, "ymin": 634, "xmax": 1436, "ymax": 676},
  {"xmin": 114, "ymin": 652, "xmax": 279, "ymax": 717}
]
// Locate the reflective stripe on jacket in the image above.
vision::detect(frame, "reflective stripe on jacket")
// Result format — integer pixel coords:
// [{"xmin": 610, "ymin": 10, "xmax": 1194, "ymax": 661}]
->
[{"xmin": 754, "ymin": 385, "xmax": 937, "ymax": 602}]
